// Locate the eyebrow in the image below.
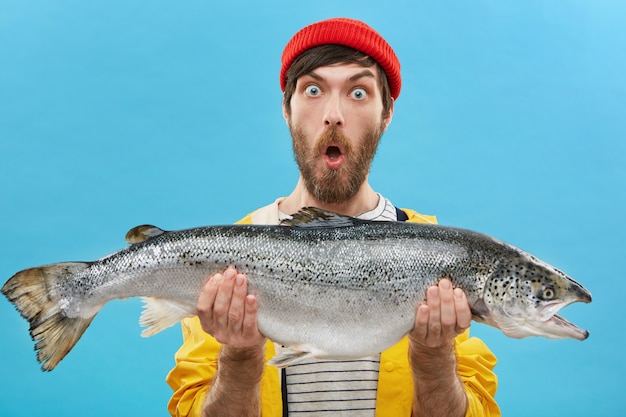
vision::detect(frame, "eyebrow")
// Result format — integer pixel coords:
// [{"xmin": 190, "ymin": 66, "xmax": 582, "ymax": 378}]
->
[
  {"xmin": 305, "ymin": 68, "xmax": 377, "ymax": 83},
  {"xmin": 348, "ymin": 69, "xmax": 376, "ymax": 82}
]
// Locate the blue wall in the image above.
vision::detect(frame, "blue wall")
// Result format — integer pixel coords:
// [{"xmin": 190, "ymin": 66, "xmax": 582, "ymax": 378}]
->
[{"xmin": 1, "ymin": 1, "xmax": 624, "ymax": 415}]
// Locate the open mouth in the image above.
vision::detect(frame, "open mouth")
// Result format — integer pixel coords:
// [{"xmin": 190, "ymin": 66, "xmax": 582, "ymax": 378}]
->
[
  {"xmin": 323, "ymin": 145, "xmax": 345, "ymax": 169},
  {"xmin": 537, "ymin": 298, "xmax": 591, "ymax": 340},
  {"xmin": 326, "ymin": 146, "xmax": 341, "ymax": 160},
  {"xmin": 538, "ymin": 285, "xmax": 592, "ymax": 340},
  {"xmin": 547, "ymin": 314, "xmax": 589, "ymax": 340},
  {"xmin": 500, "ymin": 289, "xmax": 591, "ymax": 340}
]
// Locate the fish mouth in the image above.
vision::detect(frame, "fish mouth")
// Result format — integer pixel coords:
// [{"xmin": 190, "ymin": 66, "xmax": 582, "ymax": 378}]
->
[
  {"xmin": 533, "ymin": 293, "xmax": 591, "ymax": 340},
  {"xmin": 500, "ymin": 288, "xmax": 591, "ymax": 340},
  {"xmin": 500, "ymin": 307, "xmax": 590, "ymax": 340},
  {"xmin": 547, "ymin": 314, "xmax": 589, "ymax": 340}
]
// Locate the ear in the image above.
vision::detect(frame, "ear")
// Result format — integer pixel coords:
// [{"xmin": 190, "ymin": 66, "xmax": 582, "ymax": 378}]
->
[
  {"xmin": 282, "ymin": 101, "xmax": 290, "ymax": 125},
  {"xmin": 382, "ymin": 99, "xmax": 394, "ymax": 130}
]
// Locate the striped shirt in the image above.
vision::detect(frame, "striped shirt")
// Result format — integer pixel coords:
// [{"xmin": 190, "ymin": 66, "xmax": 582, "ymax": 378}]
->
[{"xmin": 279, "ymin": 195, "xmax": 399, "ymax": 416}]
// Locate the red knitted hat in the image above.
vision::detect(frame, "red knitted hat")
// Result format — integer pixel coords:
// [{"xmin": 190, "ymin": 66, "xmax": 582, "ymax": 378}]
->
[{"xmin": 280, "ymin": 18, "xmax": 401, "ymax": 100}]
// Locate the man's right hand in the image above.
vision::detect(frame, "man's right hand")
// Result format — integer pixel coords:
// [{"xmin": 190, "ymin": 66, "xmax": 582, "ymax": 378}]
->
[
  {"xmin": 196, "ymin": 266, "xmax": 267, "ymax": 350},
  {"xmin": 197, "ymin": 267, "xmax": 266, "ymax": 416}
]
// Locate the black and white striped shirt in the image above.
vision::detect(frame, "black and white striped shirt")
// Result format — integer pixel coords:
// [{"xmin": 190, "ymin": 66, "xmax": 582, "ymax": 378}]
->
[{"xmin": 279, "ymin": 194, "xmax": 399, "ymax": 416}]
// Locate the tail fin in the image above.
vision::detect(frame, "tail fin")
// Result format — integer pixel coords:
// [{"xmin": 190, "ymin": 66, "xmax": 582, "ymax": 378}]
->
[{"xmin": 2, "ymin": 263, "xmax": 95, "ymax": 371}]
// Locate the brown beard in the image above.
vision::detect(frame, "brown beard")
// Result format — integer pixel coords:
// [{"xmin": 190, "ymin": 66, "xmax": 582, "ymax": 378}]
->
[{"xmin": 290, "ymin": 122, "xmax": 385, "ymax": 204}]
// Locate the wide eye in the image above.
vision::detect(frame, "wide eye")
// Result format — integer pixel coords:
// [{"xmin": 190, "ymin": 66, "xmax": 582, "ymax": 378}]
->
[
  {"xmin": 540, "ymin": 286, "xmax": 556, "ymax": 300},
  {"xmin": 351, "ymin": 88, "xmax": 367, "ymax": 100},
  {"xmin": 305, "ymin": 85, "xmax": 321, "ymax": 97}
]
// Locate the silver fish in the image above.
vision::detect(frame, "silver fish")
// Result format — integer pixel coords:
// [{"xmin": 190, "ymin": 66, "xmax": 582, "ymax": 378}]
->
[{"xmin": 2, "ymin": 208, "xmax": 591, "ymax": 371}]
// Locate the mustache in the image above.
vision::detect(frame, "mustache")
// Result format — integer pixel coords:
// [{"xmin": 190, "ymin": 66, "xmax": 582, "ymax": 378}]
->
[{"xmin": 313, "ymin": 126, "xmax": 353, "ymax": 156}]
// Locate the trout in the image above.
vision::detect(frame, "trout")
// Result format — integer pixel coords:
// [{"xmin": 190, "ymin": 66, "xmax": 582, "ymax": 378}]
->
[{"xmin": 2, "ymin": 208, "xmax": 591, "ymax": 371}]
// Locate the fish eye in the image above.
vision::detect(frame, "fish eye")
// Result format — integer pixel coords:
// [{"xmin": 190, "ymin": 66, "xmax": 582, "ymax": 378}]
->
[
  {"xmin": 351, "ymin": 88, "xmax": 367, "ymax": 100},
  {"xmin": 305, "ymin": 85, "xmax": 321, "ymax": 97},
  {"xmin": 540, "ymin": 286, "xmax": 556, "ymax": 300}
]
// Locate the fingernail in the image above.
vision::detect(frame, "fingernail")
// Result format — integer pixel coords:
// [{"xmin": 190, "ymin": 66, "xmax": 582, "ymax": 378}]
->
[
  {"xmin": 440, "ymin": 279, "xmax": 451, "ymax": 289},
  {"xmin": 428, "ymin": 286, "xmax": 439, "ymax": 298},
  {"xmin": 224, "ymin": 268, "xmax": 236, "ymax": 280},
  {"xmin": 454, "ymin": 288, "xmax": 464, "ymax": 298},
  {"xmin": 236, "ymin": 275, "xmax": 245, "ymax": 286}
]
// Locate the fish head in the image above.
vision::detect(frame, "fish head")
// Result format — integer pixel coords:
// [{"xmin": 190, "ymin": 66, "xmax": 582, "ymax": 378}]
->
[{"xmin": 473, "ymin": 252, "xmax": 592, "ymax": 340}]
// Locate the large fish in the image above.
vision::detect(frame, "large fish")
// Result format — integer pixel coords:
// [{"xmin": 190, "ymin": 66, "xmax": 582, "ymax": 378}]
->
[{"xmin": 2, "ymin": 208, "xmax": 591, "ymax": 371}]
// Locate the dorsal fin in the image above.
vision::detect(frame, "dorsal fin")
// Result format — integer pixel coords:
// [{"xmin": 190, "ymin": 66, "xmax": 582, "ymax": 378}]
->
[
  {"xmin": 125, "ymin": 225, "xmax": 167, "ymax": 244},
  {"xmin": 280, "ymin": 207, "xmax": 358, "ymax": 228}
]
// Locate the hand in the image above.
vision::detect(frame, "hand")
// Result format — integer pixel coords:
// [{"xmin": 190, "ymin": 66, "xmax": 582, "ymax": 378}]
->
[
  {"xmin": 409, "ymin": 278, "xmax": 472, "ymax": 349},
  {"xmin": 197, "ymin": 266, "xmax": 266, "ymax": 349},
  {"xmin": 407, "ymin": 279, "xmax": 471, "ymax": 417}
]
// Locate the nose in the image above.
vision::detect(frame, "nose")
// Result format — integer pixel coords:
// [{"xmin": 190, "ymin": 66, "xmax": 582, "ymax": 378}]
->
[{"xmin": 323, "ymin": 94, "xmax": 344, "ymax": 127}]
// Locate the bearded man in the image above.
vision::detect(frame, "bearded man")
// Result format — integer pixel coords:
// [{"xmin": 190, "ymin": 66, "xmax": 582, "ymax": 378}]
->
[{"xmin": 166, "ymin": 18, "xmax": 500, "ymax": 417}]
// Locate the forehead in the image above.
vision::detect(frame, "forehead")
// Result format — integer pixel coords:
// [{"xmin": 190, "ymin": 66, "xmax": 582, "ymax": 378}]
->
[{"xmin": 297, "ymin": 62, "xmax": 381, "ymax": 84}]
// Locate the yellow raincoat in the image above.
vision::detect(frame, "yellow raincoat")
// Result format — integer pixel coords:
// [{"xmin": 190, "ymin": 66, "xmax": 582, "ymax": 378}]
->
[{"xmin": 166, "ymin": 202, "xmax": 500, "ymax": 416}]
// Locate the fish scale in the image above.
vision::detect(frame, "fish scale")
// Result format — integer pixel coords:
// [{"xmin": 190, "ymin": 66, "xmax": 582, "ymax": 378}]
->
[{"xmin": 2, "ymin": 207, "xmax": 591, "ymax": 371}]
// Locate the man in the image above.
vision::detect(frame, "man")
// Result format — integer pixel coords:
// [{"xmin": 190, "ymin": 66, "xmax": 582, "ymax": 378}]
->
[{"xmin": 167, "ymin": 18, "xmax": 499, "ymax": 417}]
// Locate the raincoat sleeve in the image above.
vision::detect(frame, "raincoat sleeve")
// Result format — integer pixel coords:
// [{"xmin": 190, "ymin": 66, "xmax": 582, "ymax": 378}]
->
[
  {"xmin": 165, "ymin": 316, "xmax": 218, "ymax": 417},
  {"xmin": 455, "ymin": 332, "xmax": 500, "ymax": 416},
  {"xmin": 166, "ymin": 317, "xmax": 283, "ymax": 417},
  {"xmin": 375, "ymin": 331, "xmax": 499, "ymax": 417}
]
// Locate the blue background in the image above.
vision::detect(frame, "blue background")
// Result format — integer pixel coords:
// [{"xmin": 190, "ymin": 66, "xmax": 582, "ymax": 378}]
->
[{"xmin": 1, "ymin": 1, "xmax": 624, "ymax": 416}]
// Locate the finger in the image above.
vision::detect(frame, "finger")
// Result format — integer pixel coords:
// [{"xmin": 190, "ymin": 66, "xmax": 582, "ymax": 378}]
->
[
  {"xmin": 424, "ymin": 284, "xmax": 442, "ymax": 345},
  {"xmin": 213, "ymin": 268, "xmax": 237, "ymax": 330},
  {"xmin": 438, "ymin": 279, "xmax": 458, "ymax": 340},
  {"xmin": 412, "ymin": 304, "xmax": 430, "ymax": 341},
  {"xmin": 197, "ymin": 273, "xmax": 221, "ymax": 332},
  {"xmin": 454, "ymin": 288, "xmax": 472, "ymax": 333},
  {"xmin": 242, "ymin": 294, "xmax": 260, "ymax": 339},
  {"xmin": 227, "ymin": 272, "xmax": 248, "ymax": 334}
]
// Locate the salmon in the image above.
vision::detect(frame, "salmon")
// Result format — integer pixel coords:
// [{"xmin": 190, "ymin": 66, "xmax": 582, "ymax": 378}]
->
[{"xmin": 2, "ymin": 207, "xmax": 591, "ymax": 371}]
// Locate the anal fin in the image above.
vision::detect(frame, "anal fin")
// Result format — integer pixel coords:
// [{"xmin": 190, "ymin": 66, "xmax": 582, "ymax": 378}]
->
[
  {"xmin": 139, "ymin": 297, "xmax": 195, "ymax": 337},
  {"xmin": 268, "ymin": 347, "xmax": 315, "ymax": 368}
]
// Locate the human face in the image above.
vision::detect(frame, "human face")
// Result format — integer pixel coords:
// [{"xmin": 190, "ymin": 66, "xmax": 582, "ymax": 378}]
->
[{"xmin": 284, "ymin": 63, "xmax": 393, "ymax": 204}]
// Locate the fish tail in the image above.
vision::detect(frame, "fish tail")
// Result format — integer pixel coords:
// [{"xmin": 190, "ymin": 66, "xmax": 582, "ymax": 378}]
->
[{"xmin": 2, "ymin": 262, "xmax": 95, "ymax": 371}]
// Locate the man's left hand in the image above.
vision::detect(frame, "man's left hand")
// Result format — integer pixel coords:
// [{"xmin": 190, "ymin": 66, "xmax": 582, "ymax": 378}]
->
[{"xmin": 409, "ymin": 278, "xmax": 472, "ymax": 349}]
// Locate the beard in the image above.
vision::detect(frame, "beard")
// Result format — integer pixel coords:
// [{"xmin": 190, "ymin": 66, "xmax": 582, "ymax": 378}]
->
[{"xmin": 289, "ymin": 121, "xmax": 386, "ymax": 205}]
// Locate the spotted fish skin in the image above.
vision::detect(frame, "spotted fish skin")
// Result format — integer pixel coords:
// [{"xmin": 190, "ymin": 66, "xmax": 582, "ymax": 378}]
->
[{"xmin": 1, "ymin": 208, "xmax": 591, "ymax": 371}]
